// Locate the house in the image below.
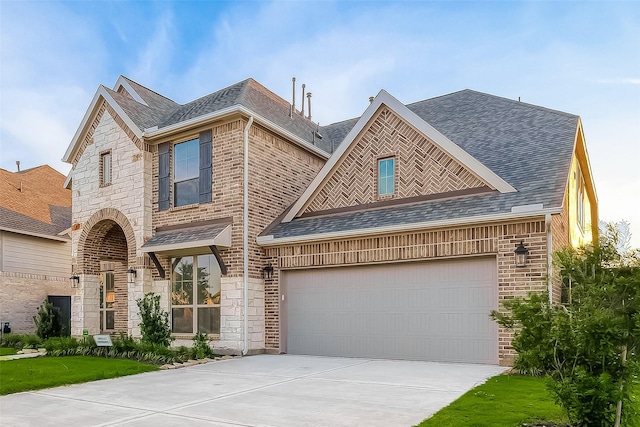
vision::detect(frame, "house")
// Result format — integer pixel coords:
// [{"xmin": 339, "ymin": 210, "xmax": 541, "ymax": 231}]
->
[
  {"xmin": 63, "ymin": 76, "xmax": 597, "ymax": 365},
  {"xmin": 0, "ymin": 165, "xmax": 72, "ymax": 334}
]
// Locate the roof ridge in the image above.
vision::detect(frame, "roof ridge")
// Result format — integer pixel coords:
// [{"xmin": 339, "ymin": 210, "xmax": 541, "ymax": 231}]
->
[
  {"xmin": 412, "ymin": 88, "xmax": 579, "ymax": 119},
  {"xmin": 179, "ymin": 79, "xmax": 250, "ymax": 107},
  {"xmin": 121, "ymin": 76, "xmax": 178, "ymax": 105}
]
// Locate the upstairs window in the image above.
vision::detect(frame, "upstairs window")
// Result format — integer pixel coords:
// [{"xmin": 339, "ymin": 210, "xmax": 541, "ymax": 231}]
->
[
  {"xmin": 100, "ymin": 151, "xmax": 112, "ymax": 186},
  {"xmin": 158, "ymin": 130, "xmax": 212, "ymax": 211},
  {"xmin": 378, "ymin": 157, "xmax": 395, "ymax": 196},
  {"xmin": 174, "ymin": 138, "xmax": 199, "ymax": 206}
]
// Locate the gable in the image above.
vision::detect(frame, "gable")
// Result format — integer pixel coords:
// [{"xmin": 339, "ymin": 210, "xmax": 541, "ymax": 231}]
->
[
  {"xmin": 283, "ymin": 90, "xmax": 516, "ymax": 223},
  {"xmin": 303, "ymin": 106, "xmax": 492, "ymax": 214}
]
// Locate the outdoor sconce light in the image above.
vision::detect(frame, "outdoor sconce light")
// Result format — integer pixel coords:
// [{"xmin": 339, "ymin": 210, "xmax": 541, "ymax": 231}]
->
[
  {"xmin": 127, "ymin": 268, "xmax": 137, "ymax": 284},
  {"xmin": 262, "ymin": 264, "xmax": 274, "ymax": 280},
  {"xmin": 514, "ymin": 241, "xmax": 529, "ymax": 267},
  {"xmin": 70, "ymin": 274, "xmax": 80, "ymax": 288}
]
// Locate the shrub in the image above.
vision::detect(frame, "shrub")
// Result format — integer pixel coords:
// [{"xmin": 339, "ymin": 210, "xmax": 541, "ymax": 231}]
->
[
  {"xmin": 136, "ymin": 293, "xmax": 173, "ymax": 348},
  {"xmin": 33, "ymin": 300, "xmax": 63, "ymax": 339},
  {"xmin": 192, "ymin": 331, "xmax": 214, "ymax": 359},
  {"xmin": 0, "ymin": 334, "xmax": 42, "ymax": 350},
  {"xmin": 492, "ymin": 242, "xmax": 640, "ymax": 427}
]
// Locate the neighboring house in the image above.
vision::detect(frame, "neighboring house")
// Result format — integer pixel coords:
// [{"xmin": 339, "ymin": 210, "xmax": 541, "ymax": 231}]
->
[
  {"xmin": 0, "ymin": 165, "xmax": 72, "ymax": 334},
  {"xmin": 63, "ymin": 76, "xmax": 597, "ymax": 365}
]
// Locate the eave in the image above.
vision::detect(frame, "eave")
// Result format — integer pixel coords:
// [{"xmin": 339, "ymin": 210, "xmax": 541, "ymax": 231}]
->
[
  {"xmin": 257, "ymin": 207, "xmax": 562, "ymax": 247},
  {"xmin": 62, "ymin": 85, "xmax": 143, "ymax": 164},
  {"xmin": 143, "ymin": 105, "xmax": 331, "ymax": 160},
  {"xmin": 0, "ymin": 226, "xmax": 71, "ymax": 243}
]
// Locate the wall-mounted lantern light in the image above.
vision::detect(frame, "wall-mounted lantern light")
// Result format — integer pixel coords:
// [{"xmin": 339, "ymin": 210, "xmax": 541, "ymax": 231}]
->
[
  {"xmin": 514, "ymin": 241, "xmax": 529, "ymax": 267},
  {"xmin": 70, "ymin": 274, "xmax": 80, "ymax": 288},
  {"xmin": 127, "ymin": 268, "xmax": 137, "ymax": 284},
  {"xmin": 262, "ymin": 264, "xmax": 274, "ymax": 280}
]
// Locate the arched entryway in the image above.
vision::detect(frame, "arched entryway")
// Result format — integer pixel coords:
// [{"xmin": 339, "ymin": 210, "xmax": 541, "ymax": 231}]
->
[{"xmin": 74, "ymin": 208, "xmax": 137, "ymax": 335}]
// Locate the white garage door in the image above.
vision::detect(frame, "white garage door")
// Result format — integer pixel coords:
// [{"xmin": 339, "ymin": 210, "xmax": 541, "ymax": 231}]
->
[{"xmin": 282, "ymin": 257, "xmax": 498, "ymax": 364}]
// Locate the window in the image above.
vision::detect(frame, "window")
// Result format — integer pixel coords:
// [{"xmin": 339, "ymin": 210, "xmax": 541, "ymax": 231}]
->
[
  {"xmin": 99, "ymin": 272, "xmax": 115, "ymax": 331},
  {"xmin": 378, "ymin": 157, "xmax": 395, "ymax": 196},
  {"xmin": 577, "ymin": 166, "xmax": 586, "ymax": 230},
  {"xmin": 158, "ymin": 130, "xmax": 211, "ymax": 211},
  {"xmin": 171, "ymin": 254, "xmax": 221, "ymax": 334},
  {"xmin": 100, "ymin": 151, "xmax": 112, "ymax": 186},
  {"xmin": 174, "ymin": 138, "xmax": 199, "ymax": 206}
]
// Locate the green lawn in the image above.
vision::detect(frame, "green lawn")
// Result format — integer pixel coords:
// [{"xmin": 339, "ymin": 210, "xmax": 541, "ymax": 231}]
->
[
  {"xmin": 417, "ymin": 375, "xmax": 569, "ymax": 427},
  {"xmin": 0, "ymin": 348, "xmax": 17, "ymax": 356},
  {"xmin": 418, "ymin": 374, "xmax": 640, "ymax": 427},
  {"xmin": 0, "ymin": 356, "xmax": 158, "ymax": 395}
]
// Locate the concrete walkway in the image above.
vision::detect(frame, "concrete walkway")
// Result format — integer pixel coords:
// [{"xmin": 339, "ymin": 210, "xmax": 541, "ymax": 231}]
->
[{"xmin": 0, "ymin": 354, "xmax": 506, "ymax": 426}]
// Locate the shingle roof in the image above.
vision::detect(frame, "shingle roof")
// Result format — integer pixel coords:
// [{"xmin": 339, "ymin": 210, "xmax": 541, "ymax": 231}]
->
[
  {"xmin": 111, "ymin": 78, "xmax": 332, "ymax": 153},
  {"xmin": 142, "ymin": 223, "xmax": 230, "ymax": 250},
  {"xmin": 0, "ymin": 165, "xmax": 71, "ymax": 238},
  {"xmin": 266, "ymin": 90, "xmax": 578, "ymax": 240}
]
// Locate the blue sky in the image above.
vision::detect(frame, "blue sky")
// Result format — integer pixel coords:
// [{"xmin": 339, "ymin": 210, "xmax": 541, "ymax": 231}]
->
[{"xmin": 1, "ymin": 1, "xmax": 639, "ymax": 246}]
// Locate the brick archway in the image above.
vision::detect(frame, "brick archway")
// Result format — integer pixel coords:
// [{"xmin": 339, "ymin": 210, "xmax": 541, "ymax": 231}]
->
[{"xmin": 77, "ymin": 208, "xmax": 137, "ymax": 274}]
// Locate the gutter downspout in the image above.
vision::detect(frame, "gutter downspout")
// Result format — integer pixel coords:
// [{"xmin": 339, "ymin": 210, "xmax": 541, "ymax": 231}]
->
[
  {"xmin": 546, "ymin": 214, "xmax": 553, "ymax": 303},
  {"xmin": 243, "ymin": 116, "xmax": 254, "ymax": 356}
]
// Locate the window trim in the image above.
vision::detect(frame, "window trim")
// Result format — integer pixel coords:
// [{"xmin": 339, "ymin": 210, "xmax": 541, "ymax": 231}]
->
[
  {"xmin": 377, "ymin": 156, "xmax": 396, "ymax": 197},
  {"xmin": 99, "ymin": 271, "xmax": 116, "ymax": 332},
  {"xmin": 170, "ymin": 254, "xmax": 221, "ymax": 337},
  {"xmin": 576, "ymin": 165, "xmax": 586, "ymax": 231},
  {"xmin": 173, "ymin": 137, "xmax": 200, "ymax": 207},
  {"xmin": 100, "ymin": 150, "xmax": 112, "ymax": 187}
]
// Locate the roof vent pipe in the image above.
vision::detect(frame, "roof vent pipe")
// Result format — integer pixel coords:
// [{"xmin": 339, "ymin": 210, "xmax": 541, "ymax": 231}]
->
[
  {"xmin": 300, "ymin": 84, "xmax": 306, "ymax": 117},
  {"xmin": 16, "ymin": 160, "xmax": 20, "ymax": 172},
  {"xmin": 307, "ymin": 92, "xmax": 312, "ymax": 120},
  {"xmin": 291, "ymin": 77, "xmax": 296, "ymax": 117}
]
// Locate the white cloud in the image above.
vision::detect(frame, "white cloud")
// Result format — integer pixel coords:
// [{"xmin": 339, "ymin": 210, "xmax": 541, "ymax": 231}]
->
[{"xmin": 129, "ymin": 10, "xmax": 175, "ymax": 89}]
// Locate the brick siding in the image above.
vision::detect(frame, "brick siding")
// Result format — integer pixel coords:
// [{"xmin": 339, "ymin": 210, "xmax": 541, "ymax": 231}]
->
[
  {"xmin": 304, "ymin": 106, "xmax": 487, "ymax": 214},
  {"xmin": 264, "ymin": 218, "xmax": 552, "ymax": 365}
]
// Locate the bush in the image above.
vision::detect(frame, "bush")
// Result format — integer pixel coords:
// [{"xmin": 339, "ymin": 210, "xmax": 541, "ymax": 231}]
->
[
  {"xmin": 492, "ymin": 242, "xmax": 640, "ymax": 426},
  {"xmin": 0, "ymin": 334, "xmax": 42, "ymax": 350},
  {"xmin": 33, "ymin": 300, "xmax": 63, "ymax": 339},
  {"xmin": 192, "ymin": 332, "xmax": 214, "ymax": 359},
  {"xmin": 136, "ymin": 293, "xmax": 173, "ymax": 348}
]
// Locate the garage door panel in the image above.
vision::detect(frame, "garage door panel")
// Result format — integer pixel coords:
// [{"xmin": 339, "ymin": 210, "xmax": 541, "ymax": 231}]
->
[{"xmin": 283, "ymin": 257, "xmax": 498, "ymax": 364}]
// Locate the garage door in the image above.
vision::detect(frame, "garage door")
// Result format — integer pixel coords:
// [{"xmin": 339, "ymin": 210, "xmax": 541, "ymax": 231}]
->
[{"xmin": 282, "ymin": 257, "xmax": 498, "ymax": 364}]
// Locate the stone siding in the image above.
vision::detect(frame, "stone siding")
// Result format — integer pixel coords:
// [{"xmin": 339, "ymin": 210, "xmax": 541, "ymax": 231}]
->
[{"xmin": 70, "ymin": 108, "xmax": 152, "ymax": 337}]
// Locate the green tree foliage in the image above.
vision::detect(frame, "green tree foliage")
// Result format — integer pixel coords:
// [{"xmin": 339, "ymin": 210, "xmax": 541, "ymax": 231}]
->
[
  {"xmin": 33, "ymin": 300, "xmax": 63, "ymax": 339},
  {"xmin": 136, "ymin": 293, "xmax": 173, "ymax": 348},
  {"xmin": 491, "ymin": 226, "xmax": 640, "ymax": 426}
]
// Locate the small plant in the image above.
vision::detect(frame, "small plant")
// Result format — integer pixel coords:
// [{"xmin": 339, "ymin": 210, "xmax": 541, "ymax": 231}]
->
[
  {"xmin": 136, "ymin": 293, "xmax": 173, "ymax": 348},
  {"xmin": 0, "ymin": 334, "xmax": 42, "ymax": 350},
  {"xmin": 33, "ymin": 300, "xmax": 63, "ymax": 339},
  {"xmin": 192, "ymin": 331, "xmax": 213, "ymax": 359}
]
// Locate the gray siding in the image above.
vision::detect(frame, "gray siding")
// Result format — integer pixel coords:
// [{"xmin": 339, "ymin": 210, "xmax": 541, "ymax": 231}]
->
[{"xmin": 1, "ymin": 231, "xmax": 71, "ymax": 277}]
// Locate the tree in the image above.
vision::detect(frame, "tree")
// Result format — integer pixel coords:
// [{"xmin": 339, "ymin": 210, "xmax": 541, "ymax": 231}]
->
[{"xmin": 491, "ymin": 225, "xmax": 640, "ymax": 426}]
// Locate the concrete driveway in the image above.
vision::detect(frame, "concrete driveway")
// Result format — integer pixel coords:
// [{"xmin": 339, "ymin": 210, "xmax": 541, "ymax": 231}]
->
[{"xmin": 0, "ymin": 354, "xmax": 506, "ymax": 426}]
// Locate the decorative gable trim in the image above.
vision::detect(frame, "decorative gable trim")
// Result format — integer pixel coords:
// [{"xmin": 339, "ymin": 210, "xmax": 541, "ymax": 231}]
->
[
  {"xmin": 114, "ymin": 75, "xmax": 149, "ymax": 106},
  {"xmin": 282, "ymin": 90, "xmax": 517, "ymax": 223},
  {"xmin": 62, "ymin": 86, "xmax": 144, "ymax": 166}
]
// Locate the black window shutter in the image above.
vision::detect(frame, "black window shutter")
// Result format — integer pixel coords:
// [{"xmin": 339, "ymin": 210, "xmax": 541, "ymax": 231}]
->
[
  {"xmin": 158, "ymin": 142, "xmax": 170, "ymax": 211},
  {"xmin": 199, "ymin": 130, "xmax": 213, "ymax": 203}
]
